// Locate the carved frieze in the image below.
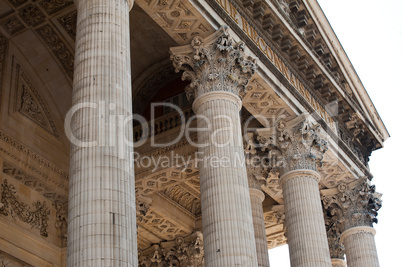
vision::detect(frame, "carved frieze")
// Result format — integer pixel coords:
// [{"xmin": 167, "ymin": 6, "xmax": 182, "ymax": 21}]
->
[
  {"xmin": 321, "ymin": 177, "xmax": 382, "ymax": 232},
  {"xmin": 0, "ymin": 131, "xmax": 69, "ymax": 181},
  {"xmin": 0, "ymin": 179, "xmax": 50, "ymax": 237},
  {"xmin": 170, "ymin": 26, "xmax": 256, "ymax": 101},
  {"xmin": 139, "ymin": 232, "xmax": 204, "ymax": 267}
]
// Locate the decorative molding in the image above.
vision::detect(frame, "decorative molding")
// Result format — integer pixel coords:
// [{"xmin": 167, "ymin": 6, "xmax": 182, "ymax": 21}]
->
[
  {"xmin": 18, "ymin": 4, "xmax": 46, "ymax": 27},
  {"xmin": 0, "ymin": 15, "xmax": 26, "ymax": 36},
  {"xmin": 136, "ymin": 194, "xmax": 153, "ymax": 224},
  {"xmin": 139, "ymin": 231, "xmax": 204, "ymax": 267},
  {"xmin": 36, "ymin": 24, "xmax": 74, "ymax": 80},
  {"xmin": 161, "ymin": 184, "xmax": 201, "ymax": 216},
  {"xmin": 57, "ymin": 10, "xmax": 77, "ymax": 41},
  {"xmin": 2, "ymin": 161, "xmax": 67, "ymax": 203},
  {"xmin": 0, "ymin": 179, "xmax": 50, "ymax": 237},
  {"xmin": 340, "ymin": 225, "xmax": 376, "ymax": 243},
  {"xmin": 170, "ymin": 26, "xmax": 256, "ymax": 101},
  {"xmin": 38, "ymin": 0, "xmax": 74, "ymax": 16},
  {"xmin": 14, "ymin": 64, "xmax": 60, "ymax": 137},
  {"xmin": 140, "ymin": 208, "xmax": 191, "ymax": 241},
  {"xmin": 53, "ymin": 202, "xmax": 67, "ymax": 247},
  {"xmin": 136, "ymin": 0, "xmax": 214, "ymax": 44},
  {"xmin": 0, "ymin": 130, "xmax": 69, "ymax": 181}
]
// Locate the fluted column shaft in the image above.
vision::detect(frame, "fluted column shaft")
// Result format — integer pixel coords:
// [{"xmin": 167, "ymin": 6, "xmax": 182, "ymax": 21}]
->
[
  {"xmin": 340, "ymin": 226, "xmax": 379, "ymax": 267},
  {"xmin": 249, "ymin": 188, "xmax": 270, "ymax": 267},
  {"xmin": 331, "ymin": 259, "xmax": 346, "ymax": 267},
  {"xmin": 67, "ymin": 1, "xmax": 137, "ymax": 266},
  {"xmin": 193, "ymin": 92, "xmax": 258, "ymax": 266},
  {"xmin": 280, "ymin": 170, "xmax": 331, "ymax": 267}
]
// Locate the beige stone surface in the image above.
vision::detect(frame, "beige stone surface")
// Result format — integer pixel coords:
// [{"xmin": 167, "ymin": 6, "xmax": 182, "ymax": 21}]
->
[
  {"xmin": 249, "ymin": 188, "xmax": 270, "ymax": 267},
  {"xmin": 341, "ymin": 226, "xmax": 380, "ymax": 267},
  {"xmin": 194, "ymin": 92, "xmax": 258, "ymax": 266},
  {"xmin": 281, "ymin": 170, "xmax": 331, "ymax": 267},
  {"xmin": 67, "ymin": 0, "xmax": 137, "ymax": 266}
]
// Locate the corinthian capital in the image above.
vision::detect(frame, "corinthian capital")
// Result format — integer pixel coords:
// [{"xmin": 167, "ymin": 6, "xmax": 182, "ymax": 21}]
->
[
  {"xmin": 256, "ymin": 113, "xmax": 328, "ymax": 174},
  {"xmin": 321, "ymin": 177, "xmax": 382, "ymax": 232},
  {"xmin": 170, "ymin": 26, "xmax": 256, "ymax": 100}
]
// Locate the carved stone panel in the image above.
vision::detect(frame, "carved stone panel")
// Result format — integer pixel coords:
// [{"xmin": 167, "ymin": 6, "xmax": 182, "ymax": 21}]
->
[
  {"xmin": 13, "ymin": 64, "xmax": 59, "ymax": 137},
  {"xmin": 136, "ymin": 0, "xmax": 214, "ymax": 44}
]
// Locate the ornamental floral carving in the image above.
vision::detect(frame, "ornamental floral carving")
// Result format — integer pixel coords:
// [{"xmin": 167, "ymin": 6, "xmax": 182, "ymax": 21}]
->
[
  {"xmin": 323, "ymin": 211, "xmax": 344, "ymax": 260},
  {"xmin": 136, "ymin": 194, "xmax": 152, "ymax": 223},
  {"xmin": 321, "ymin": 177, "xmax": 382, "ymax": 233},
  {"xmin": 256, "ymin": 113, "xmax": 328, "ymax": 174},
  {"xmin": 0, "ymin": 179, "xmax": 50, "ymax": 237},
  {"xmin": 54, "ymin": 202, "xmax": 67, "ymax": 247},
  {"xmin": 139, "ymin": 232, "xmax": 204, "ymax": 267},
  {"xmin": 170, "ymin": 26, "xmax": 256, "ymax": 101}
]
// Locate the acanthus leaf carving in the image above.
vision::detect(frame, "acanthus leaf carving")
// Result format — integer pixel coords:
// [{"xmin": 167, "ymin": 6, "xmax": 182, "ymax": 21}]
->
[
  {"xmin": 256, "ymin": 112, "xmax": 329, "ymax": 174},
  {"xmin": 170, "ymin": 26, "xmax": 257, "ymax": 101},
  {"xmin": 139, "ymin": 231, "xmax": 204, "ymax": 267},
  {"xmin": 54, "ymin": 202, "xmax": 67, "ymax": 247},
  {"xmin": 321, "ymin": 177, "xmax": 382, "ymax": 233},
  {"xmin": 0, "ymin": 179, "xmax": 50, "ymax": 237}
]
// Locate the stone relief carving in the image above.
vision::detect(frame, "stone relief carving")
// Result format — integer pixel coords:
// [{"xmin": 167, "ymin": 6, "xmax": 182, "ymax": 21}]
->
[
  {"xmin": 0, "ymin": 15, "xmax": 26, "ymax": 36},
  {"xmin": 36, "ymin": 24, "xmax": 74, "ymax": 80},
  {"xmin": 136, "ymin": 194, "xmax": 153, "ymax": 223},
  {"xmin": 0, "ymin": 131, "xmax": 68, "ymax": 181},
  {"xmin": 2, "ymin": 161, "xmax": 67, "ymax": 203},
  {"xmin": 53, "ymin": 202, "xmax": 67, "ymax": 247},
  {"xmin": 38, "ymin": 0, "xmax": 74, "ymax": 15},
  {"xmin": 321, "ymin": 177, "xmax": 382, "ymax": 233},
  {"xmin": 139, "ymin": 232, "xmax": 204, "ymax": 267},
  {"xmin": 57, "ymin": 10, "xmax": 77, "ymax": 41},
  {"xmin": 18, "ymin": 4, "xmax": 46, "ymax": 27},
  {"xmin": 15, "ymin": 65, "xmax": 60, "ymax": 137},
  {"xmin": 136, "ymin": 0, "xmax": 214, "ymax": 44},
  {"xmin": 0, "ymin": 179, "xmax": 50, "ymax": 237},
  {"xmin": 256, "ymin": 113, "xmax": 328, "ymax": 174},
  {"xmin": 170, "ymin": 26, "xmax": 256, "ymax": 101},
  {"xmin": 140, "ymin": 209, "xmax": 190, "ymax": 241}
]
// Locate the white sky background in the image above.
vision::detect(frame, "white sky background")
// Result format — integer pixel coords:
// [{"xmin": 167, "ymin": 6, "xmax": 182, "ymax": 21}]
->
[{"xmin": 269, "ymin": 0, "xmax": 402, "ymax": 265}]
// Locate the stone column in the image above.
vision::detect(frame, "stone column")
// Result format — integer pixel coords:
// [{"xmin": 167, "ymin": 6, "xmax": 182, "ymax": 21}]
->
[
  {"xmin": 67, "ymin": 0, "xmax": 137, "ymax": 266},
  {"xmin": 170, "ymin": 26, "xmax": 258, "ymax": 266},
  {"xmin": 257, "ymin": 114, "xmax": 332, "ymax": 267},
  {"xmin": 322, "ymin": 178, "xmax": 382, "ymax": 267},
  {"xmin": 340, "ymin": 227, "xmax": 379, "ymax": 267},
  {"xmin": 245, "ymin": 140, "xmax": 270, "ymax": 267}
]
